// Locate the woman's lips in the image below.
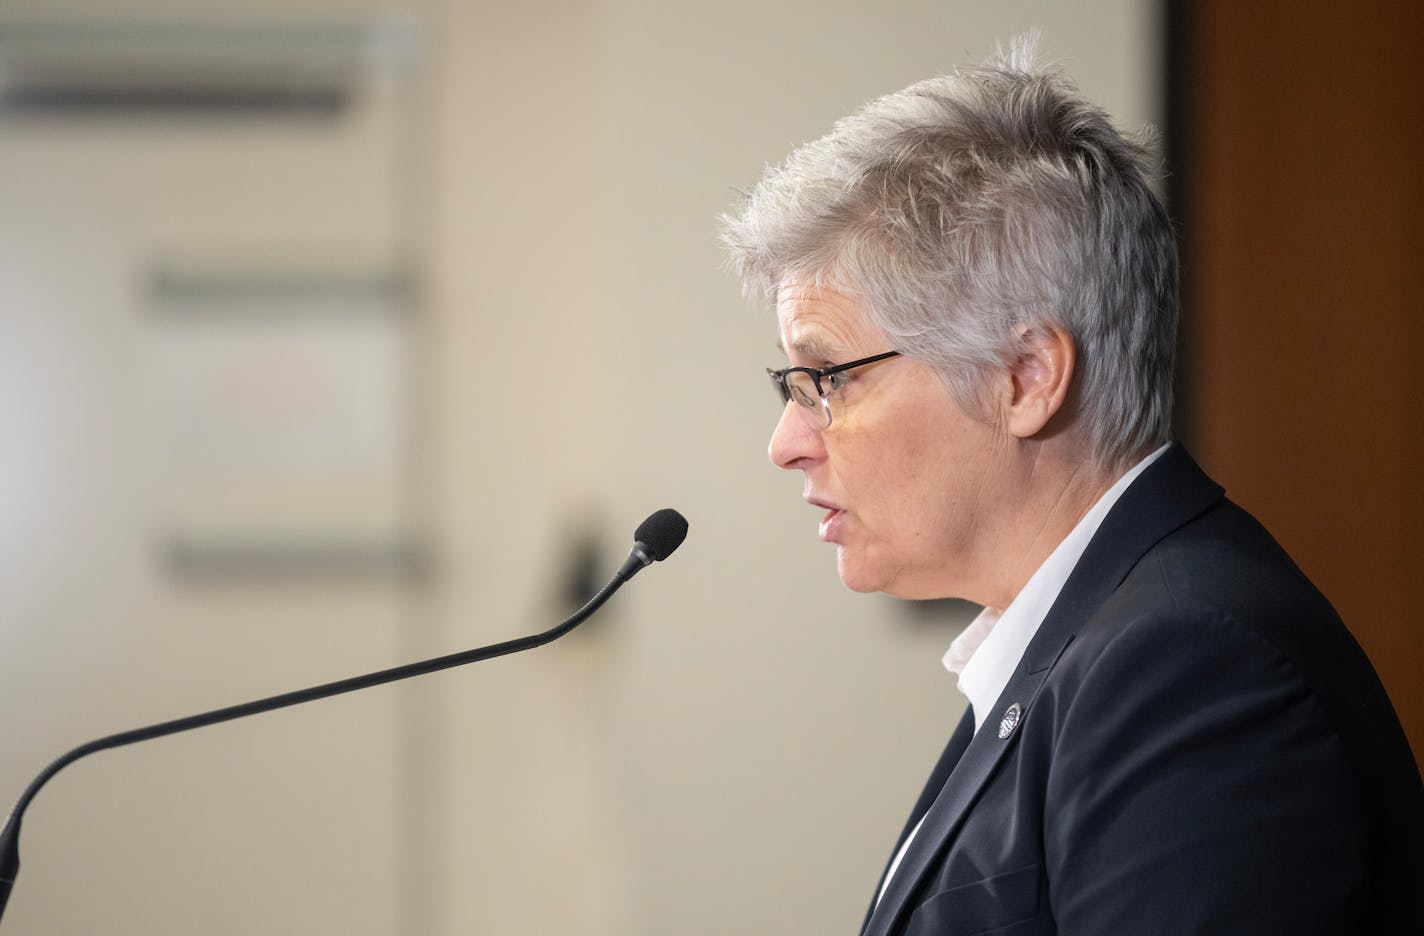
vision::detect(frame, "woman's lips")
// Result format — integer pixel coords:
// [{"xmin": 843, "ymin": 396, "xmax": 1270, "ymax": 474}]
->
[{"xmin": 819, "ymin": 508, "xmax": 846, "ymax": 543}]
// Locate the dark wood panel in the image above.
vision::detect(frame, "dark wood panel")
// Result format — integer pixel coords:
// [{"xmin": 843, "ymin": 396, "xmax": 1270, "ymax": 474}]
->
[{"xmin": 1173, "ymin": 1, "xmax": 1424, "ymax": 760}]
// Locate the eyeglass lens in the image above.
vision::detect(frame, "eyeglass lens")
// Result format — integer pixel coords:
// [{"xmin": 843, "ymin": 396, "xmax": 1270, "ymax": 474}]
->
[{"xmin": 782, "ymin": 371, "xmax": 830, "ymax": 427}]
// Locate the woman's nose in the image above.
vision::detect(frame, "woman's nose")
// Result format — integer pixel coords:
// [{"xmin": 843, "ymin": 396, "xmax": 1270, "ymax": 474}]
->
[{"xmin": 768, "ymin": 401, "xmax": 823, "ymax": 470}]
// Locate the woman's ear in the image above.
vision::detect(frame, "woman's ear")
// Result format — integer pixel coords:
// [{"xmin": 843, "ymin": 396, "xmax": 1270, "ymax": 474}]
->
[{"xmin": 1005, "ymin": 324, "xmax": 1075, "ymax": 439}]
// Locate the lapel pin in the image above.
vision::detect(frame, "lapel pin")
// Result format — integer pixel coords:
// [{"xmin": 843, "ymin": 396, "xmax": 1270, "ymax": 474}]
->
[{"xmin": 997, "ymin": 702, "xmax": 1023, "ymax": 739}]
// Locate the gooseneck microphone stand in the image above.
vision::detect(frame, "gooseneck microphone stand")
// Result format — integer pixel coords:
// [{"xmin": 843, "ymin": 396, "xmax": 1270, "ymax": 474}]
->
[{"xmin": 0, "ymin": 508, "xmax": 688, "ymax": 926}]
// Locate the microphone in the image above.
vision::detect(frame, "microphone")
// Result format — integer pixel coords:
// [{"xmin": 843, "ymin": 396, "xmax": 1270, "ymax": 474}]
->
[
  {"xmin": 0, "ymin": 508, "xmax": 688, "ymax": 925},
  {"xmin": 617, "ymin": 507, "xmax": 690, "ymax": 578}
]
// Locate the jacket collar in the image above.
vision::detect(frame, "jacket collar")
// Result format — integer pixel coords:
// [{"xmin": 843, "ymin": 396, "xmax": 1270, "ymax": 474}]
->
[{"xmin": 862, "ymin": 444, "xmax": 1223, "ymax": 936}]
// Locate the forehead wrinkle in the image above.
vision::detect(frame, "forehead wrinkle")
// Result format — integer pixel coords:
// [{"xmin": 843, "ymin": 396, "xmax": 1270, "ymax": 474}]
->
[{"xmin": 777, "ymin": 284, "xmax": 875, "ymax": 360}]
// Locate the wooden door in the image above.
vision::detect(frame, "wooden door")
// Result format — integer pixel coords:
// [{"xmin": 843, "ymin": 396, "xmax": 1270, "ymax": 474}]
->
[{"xmin": 1169, "ymin": 0, "xmax": 1424, "ymax": 761}]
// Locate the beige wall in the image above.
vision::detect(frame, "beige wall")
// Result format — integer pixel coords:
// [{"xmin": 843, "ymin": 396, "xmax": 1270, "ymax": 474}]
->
[{"xmin": 0, "ymin": 2, "xmax": 1159, "ymax": 933}]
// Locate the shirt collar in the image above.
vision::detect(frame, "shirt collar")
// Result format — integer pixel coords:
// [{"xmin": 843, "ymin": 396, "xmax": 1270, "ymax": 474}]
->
[{"xmin": 944, "ymin": 444, "xmax": 1170, "ymax": 733}]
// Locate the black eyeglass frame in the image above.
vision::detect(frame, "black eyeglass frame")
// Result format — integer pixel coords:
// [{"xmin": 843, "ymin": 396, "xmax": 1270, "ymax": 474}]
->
[{"xmin": 767, "ymin": 350, "xmax": 902, "ymax": 427}]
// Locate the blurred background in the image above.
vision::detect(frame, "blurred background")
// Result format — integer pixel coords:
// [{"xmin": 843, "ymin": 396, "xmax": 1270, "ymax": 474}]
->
[{"xmin": 0, "ymin": 1, "xmax": 1417, "ymax": 933}]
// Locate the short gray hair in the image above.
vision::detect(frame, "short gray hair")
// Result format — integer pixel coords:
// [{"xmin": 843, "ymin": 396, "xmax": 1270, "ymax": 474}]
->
[{"xmin": 721, "ymin": 39, "xmax": 1178, "ymax": 472}]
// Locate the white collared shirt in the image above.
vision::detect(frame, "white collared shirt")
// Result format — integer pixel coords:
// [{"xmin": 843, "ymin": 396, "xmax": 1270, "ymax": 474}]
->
[{"xmin": 875, "ymin": 443, "xmax": 1169, "ymax": 907}]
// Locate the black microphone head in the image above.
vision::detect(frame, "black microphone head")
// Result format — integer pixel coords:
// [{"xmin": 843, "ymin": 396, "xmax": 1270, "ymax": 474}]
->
[{"xmin": 634, "ymin": 508, "xmax": 688, "ymax": 561}]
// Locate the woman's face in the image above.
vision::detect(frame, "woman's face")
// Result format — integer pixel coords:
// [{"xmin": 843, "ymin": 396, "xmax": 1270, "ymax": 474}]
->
[{"xmin": 769, "ymin": 280, "xmax": 1013, "ymax": 603}]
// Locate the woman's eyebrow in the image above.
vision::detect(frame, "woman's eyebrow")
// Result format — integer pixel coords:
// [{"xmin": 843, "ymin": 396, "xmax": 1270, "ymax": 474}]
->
[{"xmin": 776, "ymin": 335, "xmax": 838, "ymax": 359}]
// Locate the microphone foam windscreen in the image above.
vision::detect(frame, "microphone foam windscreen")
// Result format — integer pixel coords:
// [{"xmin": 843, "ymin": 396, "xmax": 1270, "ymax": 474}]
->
[{"xmin": 635, "ymin": 508, "xmax": 689, "ymax": 561}]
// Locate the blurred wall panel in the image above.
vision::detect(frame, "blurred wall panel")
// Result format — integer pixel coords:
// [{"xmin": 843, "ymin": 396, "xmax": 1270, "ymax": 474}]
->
[
  {"xmin": 1174, "ymin": 1, "xmax": 1424, "ymax": 761},
  {"xmin": 0, "ymin": 11, "xmax": 433, "ymax": 935}
]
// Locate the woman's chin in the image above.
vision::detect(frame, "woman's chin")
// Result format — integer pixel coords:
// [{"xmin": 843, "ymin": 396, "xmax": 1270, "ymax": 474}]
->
[
  {"xmin": 835, "ymin": 547, "xmax": 888, "ymax": 594},
  {"xmin": 838, "ymin": 549, "xmax": 960, "ymax": 600}
]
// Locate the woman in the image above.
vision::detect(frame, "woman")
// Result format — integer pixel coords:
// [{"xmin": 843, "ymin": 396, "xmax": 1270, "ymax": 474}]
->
[{"xmin": 721, "ymin": 39, "xmax": 1423, "ymax": 936}]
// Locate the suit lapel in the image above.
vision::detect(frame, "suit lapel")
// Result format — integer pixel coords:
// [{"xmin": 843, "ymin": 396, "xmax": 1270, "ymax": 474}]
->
[
  {"xmin": 862, "ymin": 706, "xmax": 975, "ymax": 933},
  {"xmin": 902, "ymin": 707, "xmax": 976, "ymax": 846},
  {"xmin": 861, "ymin": 446, "xmax": 1224, "ymax": 936},
  {"xmin": 862, "ymin": 636, "xmax": 1072, "ymax": 936}
]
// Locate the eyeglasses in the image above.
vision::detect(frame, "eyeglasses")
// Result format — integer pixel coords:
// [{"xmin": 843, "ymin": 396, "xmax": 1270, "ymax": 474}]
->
[{"xmin": 767, "ymin": 350, "xmax": 902, "ymax": 428}]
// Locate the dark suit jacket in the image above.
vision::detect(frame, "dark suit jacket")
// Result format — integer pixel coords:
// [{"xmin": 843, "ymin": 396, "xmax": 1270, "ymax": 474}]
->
[{"xmin": 862, "ymin": 445, "xmax": 1424, "ymax": 936}]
